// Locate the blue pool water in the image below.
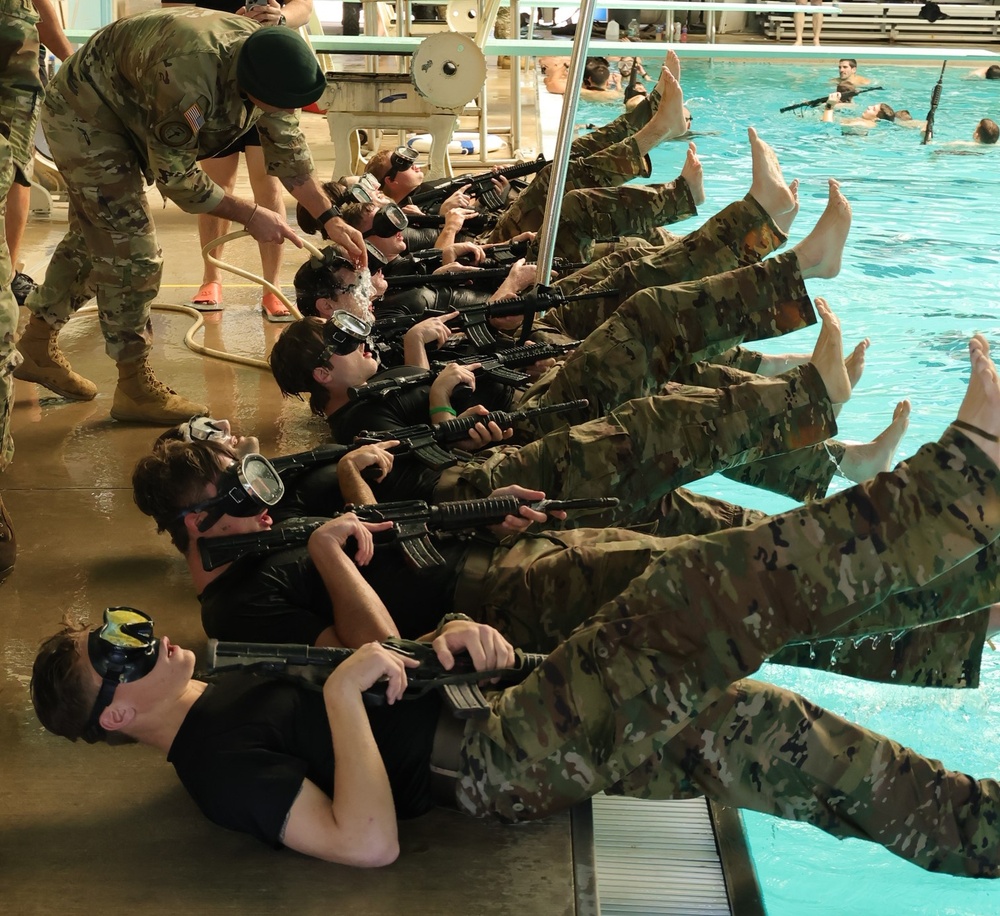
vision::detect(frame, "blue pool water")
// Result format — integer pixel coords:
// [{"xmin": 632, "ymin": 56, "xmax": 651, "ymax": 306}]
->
[{"xmin": 577, "ymin": 59, "xmax": 1000, "ymax": 914}]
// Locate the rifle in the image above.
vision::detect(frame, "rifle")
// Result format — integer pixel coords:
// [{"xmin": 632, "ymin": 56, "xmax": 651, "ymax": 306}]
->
[
  {"xmin": 372, "ymin": 286, "xmax": 618, "ymax": 349},
  {"xmin": 409, "ymin": 155, "xmax": 549, "ymax": 212},
  {"xmin": 198, "ymin": 493, "xmax": 619, "ymax": 572},
  {"xmin": 384, "ymin": 266, "xmax": 513, "ymax": 292},
  {"xmin": 270, "ymin": 443, "xmax": 352, "ymax": 476},
  {"xmin": 922, "ymin": 61, "xmax": 947, "ymax": 145},
  {"xmin": 207, "ymin": 636, "xmax": 548, "ymax": 718},
  {"xmin": 780, "ymin": 84, "xmax": 884, "ymax": 114},
  {"xmin": 404, "ymin": 211, "xmax": 498, "ymax": 234},
  {"xmin": 348, "ymin": 341, "xmax": 576, "ymax": 402},
  {"xmin": 430, "ymin": 340, "xmax": 579, "ymax": 388},
  {"xmin": 355, "ymin": 398, "xmax": 590, "ymax": 469},
  {"xmin": 454, "ymin": 286, "xmax": 617, "ymax": 349}
]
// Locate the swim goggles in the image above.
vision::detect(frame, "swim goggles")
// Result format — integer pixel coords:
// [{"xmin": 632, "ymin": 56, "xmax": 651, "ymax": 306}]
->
[
  {"xmin": 383, "ymin": 145, "xmax": 418, "ymax": 180},
  {"xmin": 175, "ymin": 453, "xmax": 286, "ymax": 532},
  {"xmin": 363, "ymin": 203, "xmax": 409, "ymax": 239},
  {"xmin": 84, "ymin": 607, "xmax": 160, "ymax": 741},
  {"xmin": 180, "ymin": 415, "xmax": 230, "ymax": 444},
  {"xmin": 319, "ymin": 309, "xmax": 374, "ymax": 362}
]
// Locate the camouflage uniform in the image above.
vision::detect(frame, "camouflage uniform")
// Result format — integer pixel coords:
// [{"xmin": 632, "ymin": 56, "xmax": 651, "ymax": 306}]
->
[
  {"xmin": 481, "ymin": 93, "xmax": 669, "ymax": 243},
  {"xmin": 437, "ymin": 364, "xmax": 836, "ymax": 537},
  {"xmin": 455, "ymin": 428, "xmax": 1000, "ymax": 878},
  {"xmin": 0, "ymin": 0, "xmax": 38, "ymax": 470},
  {"xmin": 25, "ymin": 8, "xmax": 315, "ymax": 361},
  {"xmin": 513, "ymin": 249, "xmax": 816, "ymax": 433}
]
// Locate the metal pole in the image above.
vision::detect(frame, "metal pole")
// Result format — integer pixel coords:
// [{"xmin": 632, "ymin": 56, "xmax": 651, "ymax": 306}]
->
[{"xmin": 533, "ymin": 0, "xmax": 597, "ymax": 288}]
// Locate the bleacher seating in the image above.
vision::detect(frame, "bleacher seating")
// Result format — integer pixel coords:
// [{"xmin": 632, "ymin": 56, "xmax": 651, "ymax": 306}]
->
[{"xmin": 762, "ymin": 0, "xmax": 1000, "ymax": 42}]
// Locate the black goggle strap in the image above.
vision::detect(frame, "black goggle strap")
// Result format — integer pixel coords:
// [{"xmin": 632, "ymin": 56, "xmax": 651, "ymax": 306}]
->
[
  {"xmin": 384, "ymin": 146, "xmax": 417, "ymax": 180},
  {"xmin": 319, "ymin": 310, "xmax": 373, "ymax": 362},
  {"xmin": 85, "ymin": 608, "xmax": 158, "ymax": 736},
  {"xmin": 173, "ymin": 455, "xmax": 284, "ymax": 532},
  {"xmin": 363, "ymin": 204, "xmax": 409, "ymax": 239}
]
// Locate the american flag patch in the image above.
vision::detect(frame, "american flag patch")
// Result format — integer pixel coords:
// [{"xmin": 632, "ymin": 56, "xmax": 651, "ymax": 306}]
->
[{"xmin": 183, "ymin": 103, "xmax": 205, "ymax": 134}]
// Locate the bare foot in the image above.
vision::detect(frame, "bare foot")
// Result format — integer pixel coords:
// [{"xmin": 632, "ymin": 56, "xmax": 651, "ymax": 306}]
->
[
  {"xmin": 955, "ymin": 334, "xmax": 1000, "ymax": 467},
  {"xmin": 838, "ymin": 400, "xmax": 911, "ymax": 482},
  {"xmin": 810, "ymin": 297, "xmax": 851, "ymax": 405},
  {"xmin": 680, "ymin": 142, "xmax": 705, "ymax": 206},
  {"xmin": 633, "ymin": 70, "xmax": 688, "ymax": 154},
  {"xmin": 662, "ymin": 49, "xmax": 680, "ymax": 84},
  {"xmin": 845, "ymin": 338, "xmax": 870, "ymax": 388},
  {"xmin": 792, "ymin": 179, "xmax": 852, "ymax": 280},
  {"xmin": 747, "ymin": 128, "xmax": 797, "ymax": 235}
]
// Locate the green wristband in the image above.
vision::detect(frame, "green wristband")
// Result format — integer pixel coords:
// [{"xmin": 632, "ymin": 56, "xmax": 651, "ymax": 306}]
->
[{"xmin": 429, "ymin": 405, "xmax": 457, "ymax": 417}]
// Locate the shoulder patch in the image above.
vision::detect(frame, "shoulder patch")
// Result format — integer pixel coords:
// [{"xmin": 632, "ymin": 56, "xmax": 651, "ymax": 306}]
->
[{"xmin": 156, "ymin": 119, "xmax": 194, "ymax": 148}]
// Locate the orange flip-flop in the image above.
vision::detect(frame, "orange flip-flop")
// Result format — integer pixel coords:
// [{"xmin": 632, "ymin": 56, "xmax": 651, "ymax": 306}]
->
[
  {"xmin": 192, "ymin": 281, "xmax": 223, "ymax": 311},
  {"xmin": 262, "ymin": 292, "xmax": 295, "ymax": 323}
]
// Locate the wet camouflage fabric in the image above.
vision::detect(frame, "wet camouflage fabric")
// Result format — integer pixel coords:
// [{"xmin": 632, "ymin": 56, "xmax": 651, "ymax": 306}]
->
[
  {"xmin": 542, "ymin": 178, "xmax": 698, "ymax": 263},
  {"xmin": 0, "ymin": 0, "xmax": 38, "ymax": 469},
  {"xmin": 551, "ymin": 196, "xmax": 788, "ymax": 318},
  {"xmin": 25, "ymin": 8, "xmax": 313, "ymax": 361},
  {"xmin": 619, "ymin": 486, "xmax": 992, "ymax": 689},
  {"xmin": 516, "ymin": 250, "xmax": 816, "ymax": 431},
  {"xmin": 438, "ymin": 365, "xmax": 837, "ymax": 542},
  {"xmin": 482, "ymin": 95, "xmax": 659, "ymax": 242},
  {"xmin": 455, "ymin": 429, "xmax": 1000, "ymax": 877}
]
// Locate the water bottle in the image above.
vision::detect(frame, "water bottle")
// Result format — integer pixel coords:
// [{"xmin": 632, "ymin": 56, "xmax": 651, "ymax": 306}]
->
[
  {"xmin": 655, "ymin": 23, "xmax": 665, "ymax": 42},
  {"xmin": 627, "ymin": 18, "xmax": 640, "ymax": 38},
  {"xmin": 605, "ymin": 19, "xmax": 620, "ymax": 40},
  {"xmin": 680, "ymin": 23, "xmax": 688, "ymax": 42},
  {"xmin": 672, "ymin": 22, "xmax": 681, "ymax": 41},
  {"xmin": 46, "ymin": 53, "xmax": 56, "ymax": 80}
]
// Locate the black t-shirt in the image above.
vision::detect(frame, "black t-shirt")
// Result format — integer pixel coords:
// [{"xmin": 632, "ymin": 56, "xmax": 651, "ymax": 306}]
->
[
  {"xmin": 329, "ymin": 367, "xmax": 513, "ymax": 503},
  {"xmin": 199, "ymin": 539, "xmax": 463, "ymax": 644},
  {"xmin": 167, "ymin": 671, "xmax": 440, "ymax": 848}
]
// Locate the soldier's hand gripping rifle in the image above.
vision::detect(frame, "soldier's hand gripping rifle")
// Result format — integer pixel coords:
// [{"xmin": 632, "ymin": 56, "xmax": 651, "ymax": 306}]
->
[
  {"xmin": 779, "ymin": 84, "xmax": 884, "ymax": 114},
  {"xmin": 354, "ymin": 398, "xmax": 589, "ymax": 470},
  {"xmin": 430, "ymin": 339, "xmax": 580, "ymax": 388},
  {"xmin": 198, "ymin": 493, "xmax": 619, "ymax": 571},
  {"xmin": 383, "ymin": 265, "xmax": 514, "ymax": 292},
  {"xmin": 347, "ymin": 342, "xmax": 577, "ymax": 402},
  {"xmin": 409, "ymin": 155, "xmax": 549, "ymax": 212},
  {"xmin": 207, "ymin": 636, "xmax": 548, "ymax": 718},
  {"xmin": 455, "ymin": 285, "xmax": 619, "ymax": 348}
]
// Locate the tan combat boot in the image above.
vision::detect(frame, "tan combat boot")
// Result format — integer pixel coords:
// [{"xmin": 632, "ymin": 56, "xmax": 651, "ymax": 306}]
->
[
  {"xmin": 110, "ymin": 357, "xmax": 208, "ymax": 425},
  {"xmin": 0, "ymin": 493, "xmax": 15, "ymax": 583},
  {"xmin": 14, "ymin": 315, "xmax": 98, "ymax": 400}
]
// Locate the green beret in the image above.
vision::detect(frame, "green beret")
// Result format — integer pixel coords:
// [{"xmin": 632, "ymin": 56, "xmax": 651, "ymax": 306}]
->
[{"xmin": 237, "ymin": 28, "xmax": 326, "ymax": 110}]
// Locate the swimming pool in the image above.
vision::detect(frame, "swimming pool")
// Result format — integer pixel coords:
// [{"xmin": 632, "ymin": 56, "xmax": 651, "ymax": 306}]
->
[{"xmin": 577, "ymin": 58, "xmax": 1000, "ymax": 914}]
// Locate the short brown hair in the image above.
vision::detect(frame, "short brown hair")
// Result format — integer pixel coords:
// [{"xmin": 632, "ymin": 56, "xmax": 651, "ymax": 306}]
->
[
  {"xmin": 31, "ymin": 618, "xmax": 100, "ymax": 743},
  {"xmin": 268, "ymin": 317, "xmax": 332, "ymax": 416},
  {"xmin": 131, "ymin": 439, "xmax": 236, "ymax": 552},
  {"xmin": 976, "ymin": 118, "xmax": 999, "ymax": 144},
  {"xmin": 364, "ymin": 149, "xmax": 393, "ymax": 185}
]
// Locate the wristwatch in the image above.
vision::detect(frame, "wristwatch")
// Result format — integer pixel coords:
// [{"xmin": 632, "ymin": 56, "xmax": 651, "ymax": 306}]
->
[{"xmin": 277, "ymin": 13, "xmax": 286, "ymax": 26}]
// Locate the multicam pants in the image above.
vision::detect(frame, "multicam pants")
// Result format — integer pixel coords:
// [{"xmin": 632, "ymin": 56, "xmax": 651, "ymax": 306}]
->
[
  {"xmin": 516, "ymin": 249, "xmax": 816, "ymax": 430},
  {"xmin": 0, "ymin": 0, "xmax": 41, "ymax": 470},
  {"xmin": 437, "ymin": 364, "xmax": 836, "ymax": 547},
  {"xmin": 456, "ymin": 428, "xmax": 1000, "ymax": 878},
  {"xmin": 482, "ymin": 94, "xmax": 661, "ymax": 243},
  {"xmin": 25, "ymin": 70, "xmax": 159, "ymax": 362}
]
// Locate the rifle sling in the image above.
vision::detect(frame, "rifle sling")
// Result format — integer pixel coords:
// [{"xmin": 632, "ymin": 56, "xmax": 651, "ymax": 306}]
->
[{"xmin": 429, "ymin": 706, "xmax": 466, "ymax": 808}]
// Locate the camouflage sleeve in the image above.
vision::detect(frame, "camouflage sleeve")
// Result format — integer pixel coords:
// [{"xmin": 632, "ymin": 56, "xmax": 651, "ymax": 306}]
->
[
  {"xmin": 145, "ymin": 90, "xmax": 224, "ymax": 213},
  {"xmin": 256, "ymin": 111, "xmax": 315, "ymax": 185}
]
